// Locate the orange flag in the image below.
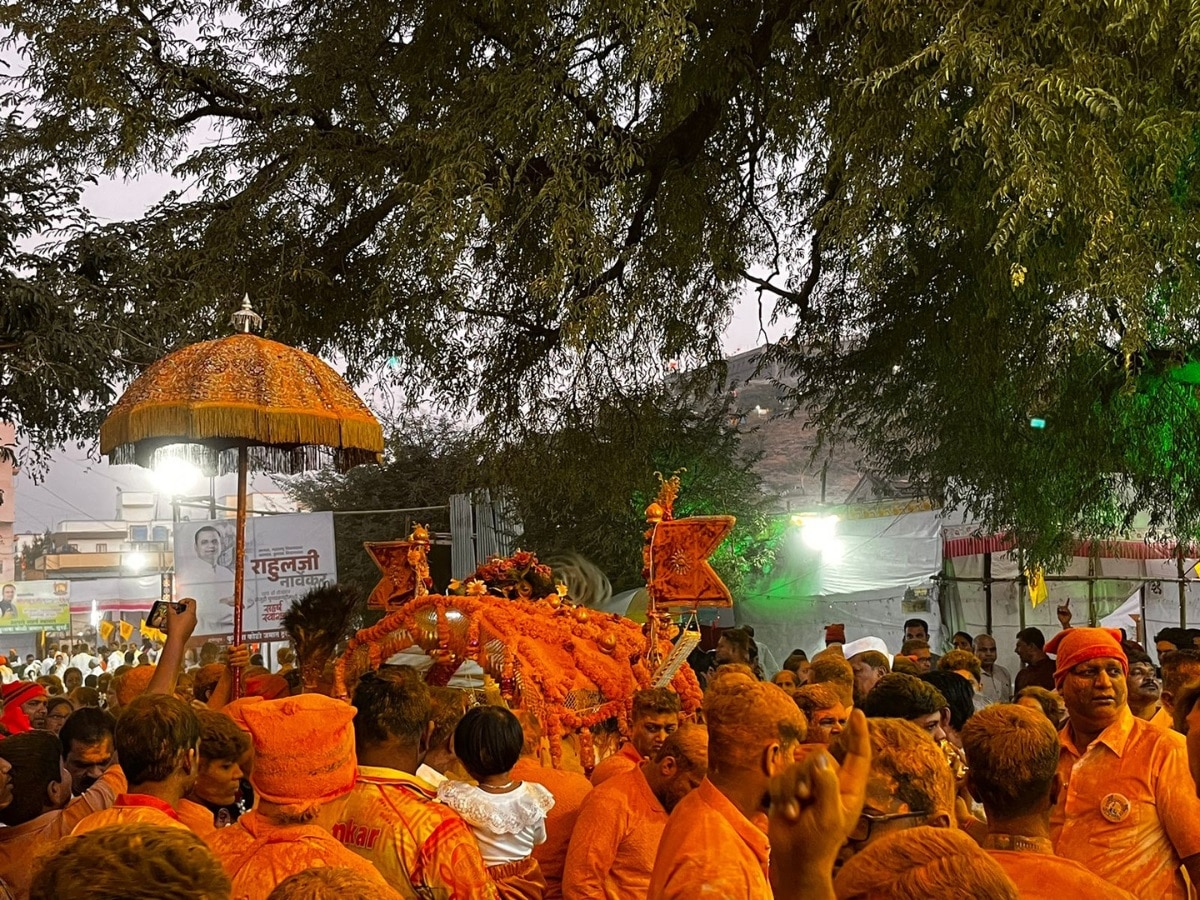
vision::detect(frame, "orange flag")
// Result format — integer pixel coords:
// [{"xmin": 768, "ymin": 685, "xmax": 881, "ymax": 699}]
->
[{"xmin": 647, "ymin": 516, "xmax": 736, "ymax": 608}]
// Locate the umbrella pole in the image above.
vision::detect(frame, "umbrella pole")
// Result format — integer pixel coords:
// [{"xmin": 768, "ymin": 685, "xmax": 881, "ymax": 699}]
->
[{"xmin": 232, "ymin": 445, "xmax": 249, "ymax": 699}]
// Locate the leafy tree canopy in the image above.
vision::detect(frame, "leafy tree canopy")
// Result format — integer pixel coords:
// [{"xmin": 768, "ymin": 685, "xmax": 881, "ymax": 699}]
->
[
  {"xmin": 6, "ymin": 1, "xmax": 1200, "ymax": 561},
  {"xmin": 286, "ymin": 390, "xmax": 777, "ymax": 600}
]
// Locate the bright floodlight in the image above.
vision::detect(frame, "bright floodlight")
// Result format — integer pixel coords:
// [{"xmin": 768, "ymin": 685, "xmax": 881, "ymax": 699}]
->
[
  {"xmin": 151, "ymin": 456, "xmax": 202, "ymax": 495},
  {"xmin": 799, "ymin": 514, "xmax": 840, "ymax": 551},
  {"xmin": 124, "ymin": 551, "xmax": 149, "ymax": 572}
]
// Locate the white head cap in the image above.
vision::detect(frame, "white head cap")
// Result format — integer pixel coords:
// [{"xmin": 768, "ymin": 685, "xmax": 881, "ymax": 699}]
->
[{"xmin": 841, "ymin": 636, "xmax": 893, "ymax": 667}]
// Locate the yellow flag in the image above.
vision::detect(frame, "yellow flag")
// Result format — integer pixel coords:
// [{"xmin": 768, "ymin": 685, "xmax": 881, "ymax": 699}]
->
[
  {"xmin": 98, "ymin": 620, "xmax": 115, "ymax": 642},
  {"xmin": 118, "ymin": 620, "xmax": 134, "ymax": 641},
  {"xmin": 1026, "ymin": 568, "xmax": 1048, "ymax": 607}
]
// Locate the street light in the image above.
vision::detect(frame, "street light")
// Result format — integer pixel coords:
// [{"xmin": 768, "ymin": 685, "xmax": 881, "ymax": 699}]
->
[{"xmin": 124, "ymin": 551, "xmax": 149, "ymax": 573}]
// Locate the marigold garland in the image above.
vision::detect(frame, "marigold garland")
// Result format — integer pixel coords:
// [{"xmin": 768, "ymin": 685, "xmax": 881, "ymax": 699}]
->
[{"xmin": 333, "ymin": 585, "xmax": 703, "ymax": 768}]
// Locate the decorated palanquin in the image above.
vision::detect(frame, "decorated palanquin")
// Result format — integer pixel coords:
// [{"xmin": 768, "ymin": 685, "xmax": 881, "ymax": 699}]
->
[{"xmin": 333, "ymin": 475, "xmax": 734, "ymax": 769}]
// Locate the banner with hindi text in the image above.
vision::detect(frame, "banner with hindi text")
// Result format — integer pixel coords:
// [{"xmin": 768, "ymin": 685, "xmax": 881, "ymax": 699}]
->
[
  {"xmin": 173, "ymin": 512, "xmax": 337, "ymax": 642},
  {"xmin": 0, "ymin": 580, "xmax": 70, "ymax": 634}
]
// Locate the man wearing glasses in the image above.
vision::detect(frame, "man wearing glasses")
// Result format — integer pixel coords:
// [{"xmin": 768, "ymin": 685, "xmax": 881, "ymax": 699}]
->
[
  {"xmin": 1046, "ymin": 627, "xmax": 1200, "ymax": 899},
  {"xmin": 835, "ymin": 717, "xmax": 956, "ymax": 872}
]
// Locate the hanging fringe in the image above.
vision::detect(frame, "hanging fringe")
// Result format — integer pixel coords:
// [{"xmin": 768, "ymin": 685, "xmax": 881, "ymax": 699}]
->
[
  {"xmin": 101, "ymin": 403, "xmax": 382, "ymax": 458},
  {"xmin": 106, "ymin": 440, "xmax": 380, "ymax": 476}
]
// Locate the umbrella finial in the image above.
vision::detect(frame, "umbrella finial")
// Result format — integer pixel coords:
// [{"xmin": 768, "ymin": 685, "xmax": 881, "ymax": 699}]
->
[{"xmin": 230, "ymin": 295, "xmax": 263, "ymax": 334}]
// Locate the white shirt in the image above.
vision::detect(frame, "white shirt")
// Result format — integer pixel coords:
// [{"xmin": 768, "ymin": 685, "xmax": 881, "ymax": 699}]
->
[
  {"xmin": 436, "ymin": 781, "xmax": 554, "ymax": 866},
  {"xmin": 108, "ymin": 651, "xmax": 125, "ymax": 671},
  {"xmin": 979, "ymin": 664, "xmax": 1013, "ymax": 704},
  {"xmin": 70, "ymin": 652, "xmax": 95, "ymax": 672},
  {"xmin": 39, "ymin": 657, "xmax": 56, "ymax": 676}
]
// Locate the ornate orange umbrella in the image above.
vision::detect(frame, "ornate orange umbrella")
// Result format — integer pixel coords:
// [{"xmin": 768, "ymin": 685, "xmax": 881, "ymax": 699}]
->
[{"xmin": 99, "ymin": 299, "xmax": 383, "ymax": 688}]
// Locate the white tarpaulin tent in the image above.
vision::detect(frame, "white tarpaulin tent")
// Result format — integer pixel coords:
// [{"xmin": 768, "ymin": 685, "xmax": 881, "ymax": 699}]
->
[{"xmin": 735, "ymin": 505, "xmax": 944, "ymax": 670}]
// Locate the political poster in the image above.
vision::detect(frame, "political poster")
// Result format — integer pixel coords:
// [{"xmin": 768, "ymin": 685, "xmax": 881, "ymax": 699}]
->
[
  {"xmin": 173, "ymin": 512, "xmax": 337, "ymax": 642},
  {"xmin": 0, "ymin": 581, "xmax": 71, "ymax": 634}
]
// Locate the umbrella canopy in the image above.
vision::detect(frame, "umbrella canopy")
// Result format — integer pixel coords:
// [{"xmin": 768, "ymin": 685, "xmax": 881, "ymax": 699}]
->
[{"xmin": 99, "ymin": 332, "xmax": 383, "ymax": 472}]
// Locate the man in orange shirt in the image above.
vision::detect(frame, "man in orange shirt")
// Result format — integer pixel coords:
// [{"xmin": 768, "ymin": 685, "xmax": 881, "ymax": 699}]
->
[
  {"xmin": 590, "ymin": 689, "xmax": 680, "ymax": 786},
  {"xmin": 1157, "ymin": 649, "xmax": 1200, "ymax": 731},
  {"xmin": 72, "ymin": 694, "xmax": 199, "ymax": 836},
  {"xmin": 0, "ymin": 729, "xmax": 127, "ymax": 897},
  {"xmin": 512, "ymin": 711, "xmax": 592, "ymax": 899},
  {"xmin": 319, "ymin": 668, "xmax": 494, "ymax": 899},
  {"xmin": 59, "ymin": 708, "xmax": 117, "ymax": 796},
  {"xmin": 647, "ymin": 673, "xmax": 803, "ymax": 899},
  {"xmin": 210, "ymin": 693, "xmax": 397, "ymax": 899},
  {"xmin": 961, "ymin": 703, "xmax": 1136, "ymax": 898},
  {"xmin": 1046, "ymin": 627, "xmax": 1200, "ymax": 899},
  {"xmin": 563, "ymin": 723, "xmax": 707, "ymax": 899}
]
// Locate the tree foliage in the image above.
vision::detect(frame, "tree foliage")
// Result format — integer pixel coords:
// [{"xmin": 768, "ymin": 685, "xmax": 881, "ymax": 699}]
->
[
  {"xmin": 8, "ymin": 1, "xmax": 1200, "ymax": 560},
  {"xmin": 771, "ymin": 0, "xmax": 1200, "ymax": 562},
  {"xmin": 486, "ymin": 385, "xmax": 777, "ymax": 594},
  {"xmin": 285, "ymin": 392, "xmax": 776, "ymax": 598},
  {"xmin": 282, "ymin": 417, "xmax": 482, "ymax": 601}
]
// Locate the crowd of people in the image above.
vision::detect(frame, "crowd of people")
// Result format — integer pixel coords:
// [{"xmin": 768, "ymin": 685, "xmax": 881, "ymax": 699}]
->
[{"xmin": 0, "ymin": 602, "xmax": 1195, "ymax": 898}]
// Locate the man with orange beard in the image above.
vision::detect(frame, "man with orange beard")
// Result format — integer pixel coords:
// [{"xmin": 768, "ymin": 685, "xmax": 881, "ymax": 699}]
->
[
  {"xmin": 590, "ymin": 689, "xmax": 680, "ymax": 787},
  {"xmin": 563, "ymin": 723, "xmax": 706, "ymax": 899},
  {"xmin": 646, "ymin": 675, "xmax": 803, "ymax": 899},
  {"xmin": 1047, "ymin": 627, "xmax": 1200, "ymax": 899}
]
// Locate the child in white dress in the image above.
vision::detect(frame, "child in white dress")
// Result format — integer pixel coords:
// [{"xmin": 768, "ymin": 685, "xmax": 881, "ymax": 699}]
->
[{"xmin": 437, "ymin": 705, "xmax": 554, "ymax": 900}]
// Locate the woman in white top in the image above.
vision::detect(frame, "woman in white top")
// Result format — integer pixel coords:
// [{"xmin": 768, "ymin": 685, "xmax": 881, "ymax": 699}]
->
[{"xmin": 437, "ymin": 705, "xmax": 554, "ymax": 899}]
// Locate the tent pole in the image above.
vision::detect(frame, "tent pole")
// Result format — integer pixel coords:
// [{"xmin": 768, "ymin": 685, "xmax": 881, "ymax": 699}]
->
[
  {"xmin": 1180, "ymin": 548, "xmax": 1188, "ymax": 629},
  {"xmin": 1017, "ymin": 548, "xmax": 1027, "ymax": 630},
  {"xmin": 232, "ymin": 446, "xmax": 249, "ymax": 700},
  {"xmin": 1087, "ymin": 557, "xmax": 1096, "ymax": 627},
  {"xmin": 983, "ymin": 553, "xmax": 993, "ymax": 634}
]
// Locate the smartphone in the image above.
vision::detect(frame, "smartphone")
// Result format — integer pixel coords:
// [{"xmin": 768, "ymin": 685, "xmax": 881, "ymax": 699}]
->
[{"xmin": 147, "ymin": 600, "xmax": 187, "ymax": 631}]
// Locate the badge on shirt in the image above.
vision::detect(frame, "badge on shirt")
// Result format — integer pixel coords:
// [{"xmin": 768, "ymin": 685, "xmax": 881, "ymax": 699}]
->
[{"xmin": 1100, "ymin": 792, "xmax": 1131, "ymax": 823}]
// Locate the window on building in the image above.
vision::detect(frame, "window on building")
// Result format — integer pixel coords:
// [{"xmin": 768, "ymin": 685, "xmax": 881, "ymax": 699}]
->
[
  {"xmin": 95, "ymin": 544, "xmax": 107, "ymax": 553},
  {"xmin": 152, "ymin": 526, "xmax": 169, "ymax": 543},
  {"xmin": 130, "ymin": 526, "xmax": 148, "ymax": 542}
]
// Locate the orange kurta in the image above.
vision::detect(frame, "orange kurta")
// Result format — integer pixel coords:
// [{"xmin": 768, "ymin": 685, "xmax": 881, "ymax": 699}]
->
[
  {"xmin": 1150, "ymin": 705, "xmax": 1173, "ymax": 731},
  {"xmin": 988, "ymin": 847, "xmax": 1138, "ymax": 899},
  {"xmin": 646, "ymin": 778, "xmax": 770, "ymax": 900},
  {"xmin": 208, "ymin": 809, "xmax": 398, "ymax": 900},
  {"xmin": 0, "ymin": 765, "xmax": 126, "ymax": 897},
  {"xmin": 177, "ymin": 798, "xmax": 219, "ymax": 840},
  {"xmin": 562, "ymin": 765, "xmax": 667, "ymax": 900},
  {"xmin": 589, "ymin": 743, "xmax": 642, "ymax": 787},
  {"xmin": 71, "ymin": 793, "xmax": 188, "ymax": 836},
  {"xmin": 512, "ymin": 757, "xmax": 592, "ymax": 900},
  {"xmin": 1051, "ymin": 707, "xmax": 1200, "ymax": 899},
  {"xmin": 317, "ymin": 766, "xmax": 494, "ymax": 900}
]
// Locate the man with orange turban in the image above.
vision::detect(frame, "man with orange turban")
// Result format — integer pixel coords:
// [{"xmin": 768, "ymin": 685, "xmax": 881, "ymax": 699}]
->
[
  {"xmin": 511, "ymin": 709, "xmax": 592, "ymax": 899},
  {"xmin": 590, "ymin": 689, "xmax": 680, "ymax": 787},
  {"xmin": 563, "ymin": 723, "xmax": 707, "ymax": 899},
  {"xmin": 646, "ymin": 675, "xmax": 804, "ymax": 898},
  {"xmin": 319, "ymin": 668, "xmax": 494, "ymax": 899},
  {"xmin": 1047, "ymin": 627, "xmax": 1200, "ymax": 898},
  {"xmin": 1, "ymin": 682, "xmax": 47, "ymax": 733},
  {"xmin": 208, "ymin": 694, "xmax": 398, "ymax": 899}
]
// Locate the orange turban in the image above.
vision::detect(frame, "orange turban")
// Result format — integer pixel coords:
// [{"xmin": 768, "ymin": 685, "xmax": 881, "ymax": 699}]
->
[
  {"xmin": 1044, "ymin": 627, "xmax": 1127, "ymax": 687},
  {"xmin": 115, "ymin": 666, "xmax": 157, "ymax": 707},
  {"xmin": 235, "ymin": 694, "xmax": 357, "ymax": 805}
]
